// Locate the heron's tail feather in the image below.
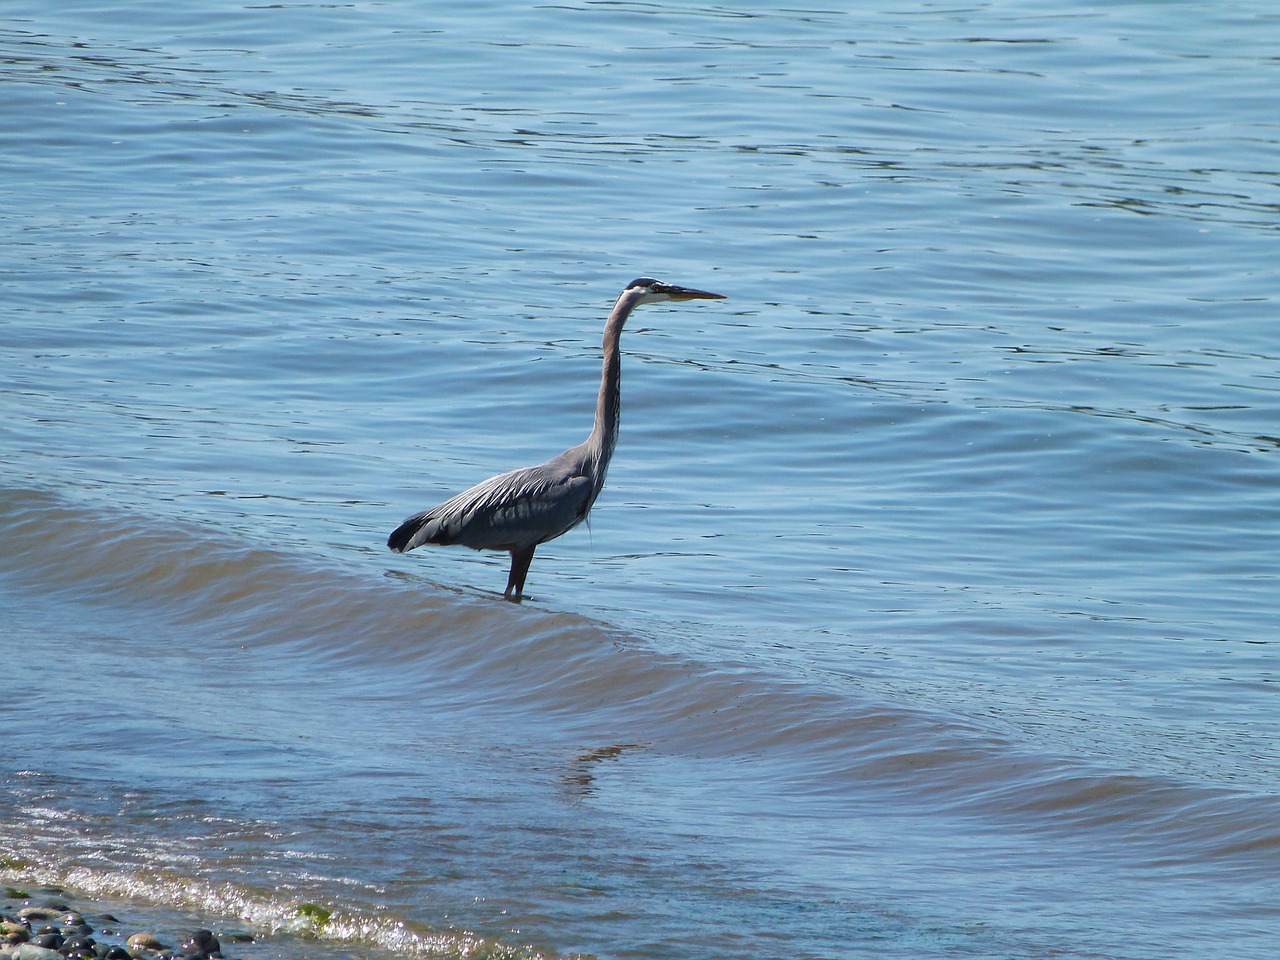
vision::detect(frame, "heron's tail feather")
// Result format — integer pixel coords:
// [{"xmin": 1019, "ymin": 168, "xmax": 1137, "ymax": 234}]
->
[{"xmin": 387, "ymin": 511, "xmax": 440, "ymax": 553}]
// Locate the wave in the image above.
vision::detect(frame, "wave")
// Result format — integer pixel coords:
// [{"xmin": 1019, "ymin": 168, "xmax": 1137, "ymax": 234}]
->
[{"xmin": 3, "ymin": 484, "xmax": 1277, "ymax": 882}]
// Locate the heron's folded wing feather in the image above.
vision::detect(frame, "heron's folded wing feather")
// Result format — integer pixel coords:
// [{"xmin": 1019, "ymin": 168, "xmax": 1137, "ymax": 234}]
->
[{"xmin": 389, "ymin": 465, "xmax": 593, "ymax": 553}]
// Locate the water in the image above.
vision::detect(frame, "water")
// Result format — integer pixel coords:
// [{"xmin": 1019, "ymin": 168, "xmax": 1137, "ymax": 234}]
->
[{"xmin": 2, "ymin": 2, "xmax": 1278, "ymax": 958}]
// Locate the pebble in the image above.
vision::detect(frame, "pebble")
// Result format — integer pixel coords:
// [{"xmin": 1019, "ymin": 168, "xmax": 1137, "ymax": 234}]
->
[
  {"xmin": 8, "ymin": 945, "xmax": 64, "ymax": 960},
  {"xmin": 13, "ymin": 909, "xmax": 58, "ymax": 924},
  {"xmin": 179, "ymin": 930, "xmax": 220, "ymax": 957},
  {"xmin": 126, "ymin": 932, "xmax": 165, "ymax": 951}
]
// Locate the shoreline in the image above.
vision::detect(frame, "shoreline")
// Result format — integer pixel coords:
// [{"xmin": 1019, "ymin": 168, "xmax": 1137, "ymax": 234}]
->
[
  {"xmin": 2, "ymin": 884, "xmax": 258, "ymax": 960},
  {"xmin": 0, "ymin": 885, "xmax": 381, "ymax": 960}
]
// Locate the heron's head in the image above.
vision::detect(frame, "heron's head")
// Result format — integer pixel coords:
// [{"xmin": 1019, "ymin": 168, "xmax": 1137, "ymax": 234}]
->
[{"xmin": 626, "ymin": 277, "xmax": 726, "ymax": 304}]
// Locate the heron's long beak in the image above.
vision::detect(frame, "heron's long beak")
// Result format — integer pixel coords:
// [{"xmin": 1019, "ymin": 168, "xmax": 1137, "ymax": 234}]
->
[{"xmin": 659, "ymin": 283, "xmax": 726, "ymax": 301}]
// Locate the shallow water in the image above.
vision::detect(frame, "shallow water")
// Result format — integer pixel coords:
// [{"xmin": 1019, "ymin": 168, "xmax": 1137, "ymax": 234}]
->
[{"xmin": 3, "ymin": 2, "xmax": 1278, "ymax": 959}]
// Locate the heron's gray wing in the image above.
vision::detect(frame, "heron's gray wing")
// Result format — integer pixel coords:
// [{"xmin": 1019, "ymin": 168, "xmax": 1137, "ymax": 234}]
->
[{"xmin": 389, "ymin": 464, "xmax": 594, "ymax": 553}]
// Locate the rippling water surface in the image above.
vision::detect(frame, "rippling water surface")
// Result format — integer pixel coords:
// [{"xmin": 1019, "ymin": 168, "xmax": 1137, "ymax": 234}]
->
[{"xmin": 3, "ymin": 2, "xmax": 1278, "ymax": 959}]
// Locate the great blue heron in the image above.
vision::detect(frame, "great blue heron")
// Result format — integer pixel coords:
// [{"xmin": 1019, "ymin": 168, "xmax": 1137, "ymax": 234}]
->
[{"xmin": 387, "ymin": 277, "xmax": 726, "ymax": 601}]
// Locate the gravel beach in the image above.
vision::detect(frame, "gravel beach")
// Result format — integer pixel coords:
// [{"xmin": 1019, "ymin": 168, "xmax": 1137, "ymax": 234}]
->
[
  {"xmin": 2, "ymin": 885, "xmax": 229, "ymax": 960},
  {"xmin": 1, "ymin": 886, "xmax": 383, "ymax": 960}
]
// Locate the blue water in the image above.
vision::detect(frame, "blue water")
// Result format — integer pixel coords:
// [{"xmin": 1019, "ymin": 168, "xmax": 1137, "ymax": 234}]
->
[{"xmin": 3, "ymin": 2, "xmax": 1278, "ymax": 959}]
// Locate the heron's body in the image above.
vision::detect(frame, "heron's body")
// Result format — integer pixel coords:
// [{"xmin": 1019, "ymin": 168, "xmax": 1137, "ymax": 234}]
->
[{"xmin": 387, "ymin": 278, "xmax": 725, "ymax": 600}]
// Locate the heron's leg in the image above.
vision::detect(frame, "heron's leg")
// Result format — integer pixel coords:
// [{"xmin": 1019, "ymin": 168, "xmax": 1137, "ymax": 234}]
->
[{"xmin": 505, "ymin": 545, "xmax": 536, "ymax": 602}]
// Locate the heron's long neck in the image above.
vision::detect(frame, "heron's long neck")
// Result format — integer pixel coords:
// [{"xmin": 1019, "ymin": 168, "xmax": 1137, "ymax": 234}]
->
[{"xmin": 587, "ymin": 292, "xmax": 636, "ymax": 481}]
